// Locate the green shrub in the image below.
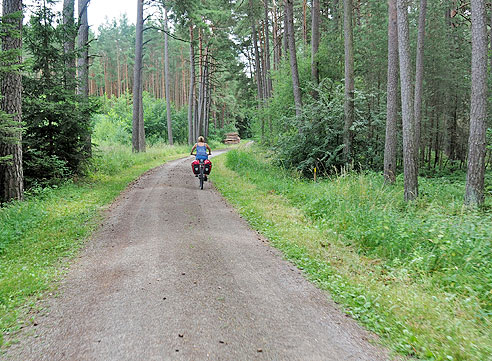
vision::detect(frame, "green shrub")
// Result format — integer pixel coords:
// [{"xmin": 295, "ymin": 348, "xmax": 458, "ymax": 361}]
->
[{"xmin": 94, "ymin": 92, "xmax": 197, "ymax": 146}]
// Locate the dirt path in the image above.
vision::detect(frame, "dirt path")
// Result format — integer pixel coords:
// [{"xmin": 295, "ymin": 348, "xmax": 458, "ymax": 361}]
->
[{"xmin": 5, "ymin": 153, "xmax": 390, "ymax": 360}]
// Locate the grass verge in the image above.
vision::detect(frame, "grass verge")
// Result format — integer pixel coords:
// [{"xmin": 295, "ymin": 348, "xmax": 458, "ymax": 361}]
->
[
  {"xmin": 0, "ymin": 143, "xmax": 191, "ymax": 347},
  {"xmin": 210, "ymin": 147, "xmax": 491, "ymax": 361}
]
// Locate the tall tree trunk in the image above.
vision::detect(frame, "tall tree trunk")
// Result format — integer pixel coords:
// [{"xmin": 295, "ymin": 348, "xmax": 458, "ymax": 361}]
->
[
  {"xmin": 197, "ymin": 51, "xmax": 205, "ymax": 138},
  {"xmin": 264, "ymin": 0, "xmax": 272, "ymax": 98},
  {"xmin": 490, "ymin": 7, "xmax": 492, "ymax": 71},
  {"xmin": 139, "ymin": 80, "xmax": 145, "ymax": 151},
  {"xmin": 250, "ymin": 0, "xmax": 264, "ymax": 104},
  {"xmin": 187, "ymin": 25, "xmax": 195, "ymax": 145},
  {"xmin": 132, "ymin": 0, "xmax": 144, "ymax": 152},
  {"xmin": 204, "ymin": 63, "xmax": 210, "ymax": 139},
  {"xmin": 250, "ymin": 0, "xmax": 265, "ymax": 138},
  {"xmin": 272, "ymin": 1, "xmax": 280, "ymax": 70},
  {"xmin": 125, "ymin": 56, "xmax": 129, "ymax": 93},
  {"xmin": 0, "ymin": 0, "xmax": 24, "ymax": 203},
  {"xmin": 77, "ymin": 0, "xmax": 89, "ymax": 97},
  {"xmin": 116, "ymin": 47, "xmax": 121, "ymax": 97},
  {"xmin": 197, "ymin": 29, "xmax": 204, "ymax": 137},
  {"xmin": 384, "ymin": 0, "xmax": 398, "ymax": 184},
  {"xmin": 63, "ymin": 0, "xmax": 76, "ymax": 90},
  {"xmin": 311, "ymin": 0, "xmax": 320, "ymax": 98},
  {"xmin": 447, "ymin": 93, "xmax": 458, "ymax": 160},
  {"xmin": 303, "ymin": 0, "xmax": 308, "ymax": 47},
  {"xmin": 465, "ymin": 0, "xmax": 488, "ymax": 206},
  {"xmin": 164, "ymin": 7, "xmax": 173, "ymax": 145},
  {"xmin": 414, "ymin": 0, "xmax": 427, "ymax": 165},
  {"xmin": 397, "ymin": 0, "xmax": 418, "ymax": 201},
  {"xmin": 77, "ymin": 0, "xmax": 90, "ymax": 155},
  {"xmin": 194, "ymin": 98, "xmax": 199, "ymax": 141},
  {"xmin": 285, "ymin": 0, "xmax": 303, "ymax": 118},
  {"xmin": 343, "ymin": 0, "xmax": 355, "ymax": 162},
  {"xmin": 283, "ymin": 1, "xmax": 289, "ymax": 56},
  {"xmin": 260, "ymin": 21, "xmax": 267, "ymax": 100}
]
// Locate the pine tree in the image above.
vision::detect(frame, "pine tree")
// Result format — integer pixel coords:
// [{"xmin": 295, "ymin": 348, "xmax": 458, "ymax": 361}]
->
[
  {"xmin": 464, "ymin": 0, "xmax": 488, "ymax": 206},
  {"xmin": 384, "ymin": 0, "xmax": 398, "ymax": 184},
  {"xmin": 397, "ymin": 0, "xmax": 418, "ymax": 201},
  {"xmin": 0, "ymin": 0, "xmax": 24, "ymax": 202},
  {"xmin": 22, "ymin": 1, "xmax": 93, "ymax": 187}
]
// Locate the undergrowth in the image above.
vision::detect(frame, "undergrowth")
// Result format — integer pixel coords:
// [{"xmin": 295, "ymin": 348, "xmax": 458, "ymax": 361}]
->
[{"xmin": 211, "ymin": 147, "xmax": 491, "ymax": 361}]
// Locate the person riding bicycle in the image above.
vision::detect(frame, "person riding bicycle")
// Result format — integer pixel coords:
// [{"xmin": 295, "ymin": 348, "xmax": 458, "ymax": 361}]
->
[
  {"xmin": 191, "ymin": 136, "xmax": 212, "ymax": 181},
  {"xmin": 190, "ymin": 136, "xmax": 211, "ymax": 160}
]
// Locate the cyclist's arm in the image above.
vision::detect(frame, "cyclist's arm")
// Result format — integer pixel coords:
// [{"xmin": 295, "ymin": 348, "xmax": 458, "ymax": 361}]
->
[
  {"xmin": 206, "ymin": 143, "xmax": 212, "ymax": 155},
  {"xmin": 190, "ymin": 144, "xmax": 197, "ymax": 155}
]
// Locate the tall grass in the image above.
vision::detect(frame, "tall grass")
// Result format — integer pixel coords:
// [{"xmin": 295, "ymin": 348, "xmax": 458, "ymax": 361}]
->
[
  {"xmin": 225, "ymin": 149, "xmax": 492, "ymax": 310},
  {"xmin": 0, "ymin": 143, "xmax": 190, "ymax": 347},
  {"xmin": 213, "ymin": 147, "xmax": 491, "ymax": 360}
]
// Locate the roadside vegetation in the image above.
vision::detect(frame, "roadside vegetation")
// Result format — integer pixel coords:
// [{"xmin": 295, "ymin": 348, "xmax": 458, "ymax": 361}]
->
[
  {"xmin": 0, "ymin": 143, "xmax": 193, "ymax": 347},
  {"xmin": 211, "ymin": 147, "xmax": 491, "ymax": 361}
]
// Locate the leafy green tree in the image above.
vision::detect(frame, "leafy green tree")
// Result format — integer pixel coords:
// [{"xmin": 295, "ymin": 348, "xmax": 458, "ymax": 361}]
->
[{"xmin": 22, "ymin": 1, "xmax": 94, "ymax": 187}]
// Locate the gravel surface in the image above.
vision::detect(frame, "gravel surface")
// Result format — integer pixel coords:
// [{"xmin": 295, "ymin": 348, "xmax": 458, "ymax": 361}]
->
[{"xmin": 4, "ymin": 152, "xmax": 391, "ymax": 360}]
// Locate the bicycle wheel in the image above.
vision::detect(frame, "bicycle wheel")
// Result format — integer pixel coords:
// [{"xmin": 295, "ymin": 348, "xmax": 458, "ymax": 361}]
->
[{"xmin": 199, "ymin": 166, "xmax": 204, "ymax": 190}]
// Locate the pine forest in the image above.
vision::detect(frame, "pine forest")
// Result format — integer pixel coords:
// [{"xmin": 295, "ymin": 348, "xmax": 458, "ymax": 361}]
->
[{"xmin": 0, "ymin": 0, "xmax": 491, "ymax": 360}]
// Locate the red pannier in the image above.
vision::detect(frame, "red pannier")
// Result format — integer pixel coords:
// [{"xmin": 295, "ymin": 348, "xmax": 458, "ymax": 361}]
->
[{"xmin": 191, "ymin": 159, "xmax": 212, "ymax": 175}]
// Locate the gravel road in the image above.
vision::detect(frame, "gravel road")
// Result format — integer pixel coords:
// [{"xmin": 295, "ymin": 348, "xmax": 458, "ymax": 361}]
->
[{"xmin": 4, "ymin": 152, "xmax": 390, "ymax": 360}]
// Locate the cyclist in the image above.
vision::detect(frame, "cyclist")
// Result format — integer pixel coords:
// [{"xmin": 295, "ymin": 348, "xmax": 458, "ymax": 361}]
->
[
  {"xmin": 191, "ymin": 136, "xmax": 212, "ymax": 160},
  {"xmin": 191, "ymin": 136, "xmax": 212, "ymax": 179}
]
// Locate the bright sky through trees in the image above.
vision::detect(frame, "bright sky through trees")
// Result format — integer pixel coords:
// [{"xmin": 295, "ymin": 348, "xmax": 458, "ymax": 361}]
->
[{"xmin": 24, "ymin": 0, "xmax": 138, "ymax": 31}]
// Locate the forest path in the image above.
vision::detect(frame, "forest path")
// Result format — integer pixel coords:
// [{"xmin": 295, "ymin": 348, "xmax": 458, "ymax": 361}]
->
[{"xmin": 5, "ymin": 151, "xmax": 390, "ymax": 361}]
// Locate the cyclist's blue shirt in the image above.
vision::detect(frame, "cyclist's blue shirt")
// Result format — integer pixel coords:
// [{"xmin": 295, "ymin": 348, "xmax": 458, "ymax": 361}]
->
[{"xmin": 196, "ymin": 145, "xmax": 208, "ymax": 160}]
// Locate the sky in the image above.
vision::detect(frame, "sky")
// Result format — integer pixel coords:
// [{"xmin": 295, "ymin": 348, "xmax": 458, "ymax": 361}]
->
[
  {"xmin": 24, "ymin": 0, "xmax": 140, "ymax": 31},
  {"xmin": 84, "ymin": 0, "xmax": 138, "ymax": 30}
]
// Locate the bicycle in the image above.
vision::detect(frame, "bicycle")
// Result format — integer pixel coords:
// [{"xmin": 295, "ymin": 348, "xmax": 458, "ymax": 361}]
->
[{"xmin": 191, "ymin": 154, "xmax": 212, "ymax": 190}]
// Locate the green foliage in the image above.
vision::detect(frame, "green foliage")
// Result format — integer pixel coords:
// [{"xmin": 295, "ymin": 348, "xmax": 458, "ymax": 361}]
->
[
  {"xmin": 21, "ymin": 2, "xmax": 95, "ymax": 188},
  {"xmin": 208, "ymin": 122, "xmax": 238, "ymax": 143},
  {"xmin": 226, "ymin": 148, "xmax": 491, "ymax": 310},
  {"xmin": 270, "ymin": 78, "xmax": 387, "ymax": 176},
  {"xmin": 93, "ymin": 92, "xmax": 191, "ymax": 146},
  {"xmin": 215, "ymin": 147, "xmax": 492, "ymax": 360}
]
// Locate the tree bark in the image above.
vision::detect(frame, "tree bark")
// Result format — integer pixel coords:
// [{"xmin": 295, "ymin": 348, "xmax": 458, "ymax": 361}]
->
[
  {"xmin": 384, "ymin": 0, "xmax": 398, "ymax": 184},
  {"xmin": 285, "ymin": 0, "xmax": 303, "ymax": 118},
  {"xmin": 116, "ymin": 46, "xmax": 121, "ymax": 97},
  {"xmin": 77, "ymin": 0, "xmax": 89, "ymax": 97},
  {"xmin": 132, "ymin": 0, "xmax": 144, "ymax": 152},
  {"xmin": 187, "ymin": 25, "xmax": 195, "ymax": 145},
  {"xmin": 303, "ymin": 0, "xmax": 308, "ymax": 47},
  {"xmin": 0, "ymin": 0, "xmax": 24, "ymax": 203},
  {"xmin": 283, "ymin": 1, "xmax": 289, "ymax": 56},
  {"xmin": 311, "ymin": 0, "xmax": 320, "ymax": 98},
  {"xmin": 163, "ymin": 7, "xmax": 173, "ymax": 145},
  {"xmin": 397, "ymin": 0, "xmax": 418, "ymax": 201},
  {"xmin": 139, "ymin": 80, "xmax": 145, "ymax": 151},
  {"xmin": 264, "ymin": 0, "xmax": 272, "ymax": 99},
  {"xmin": 343, "ymin": 0, "xmax": 355, "ymax": 162},
  {"xmin": 465, "ymin": 0, "xmax": 488, "ymax": 206},
  {"xmin": 414, "ymin": 0, "xmax": 427, "ymax": 165},
  {"xmin": 250, "ymin": 0, "xmax": 264, "ymax": 104},
  {"xmin": 272, "ymin": 1, "xmax": 280, "ymax": 70},
  {"xmin": 77, "ymin": 0, "xmax": 90, "ymax": 155},
  {"xmin": 63, "ymin": 0, "xmax": 76, "ymax": 89},
  {"xmin": 197, "ymin": 48, "xmax": 206, "ymax": 138}
]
